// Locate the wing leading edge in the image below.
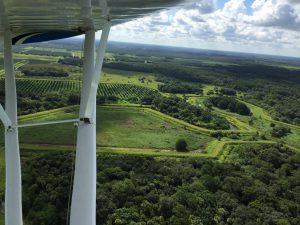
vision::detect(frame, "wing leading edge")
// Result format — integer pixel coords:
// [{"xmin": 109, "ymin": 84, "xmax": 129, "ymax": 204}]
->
[{"xmin": 0, "ymin": 0, "xmax": 193, "ymax": 44}]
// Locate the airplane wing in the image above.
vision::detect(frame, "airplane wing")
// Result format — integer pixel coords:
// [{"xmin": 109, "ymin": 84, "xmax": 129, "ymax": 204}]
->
[{"xmin": 0, "ymin": 0, "xmax": 193, "ymax": 44}]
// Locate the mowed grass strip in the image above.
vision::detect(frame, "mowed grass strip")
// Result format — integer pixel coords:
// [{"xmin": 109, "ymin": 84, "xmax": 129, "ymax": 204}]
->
[
  {"xmin": 11, "ymin": 106, "xmax": 213, "ymax": 150},
  {"xmin": 206, "ymin": 140, "xmax": 288, "ymax": 158},
  {"xmin": 239, "ymin": 99, "xmax": 300, "ymax": 130},
  {"xmin": 19, "ymin": 145, "xmax": 209, "ymax": 158}
]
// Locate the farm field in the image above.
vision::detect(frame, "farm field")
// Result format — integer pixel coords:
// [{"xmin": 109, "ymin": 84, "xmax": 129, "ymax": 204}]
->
[
  {"xmin": 101, "ymin": 68, "xmax": 162, "ymax": 89},
  {"xmin": 0, "ymin": 106, "xmax": 213, "ymax": 150},
  {"xmin": 0, "ymin": 49, "xmax": 299, "ymax": 152},
  {"xmin": 1, "ymin": 102, "xmax": 298, "ymax": 154},
  {"xmin": 0, "ymin": 62, "xmax": 299, "ymax": 151},
  {"xmin": 0, "ymin": 78, "xmax": 158, "ymax": 100}
]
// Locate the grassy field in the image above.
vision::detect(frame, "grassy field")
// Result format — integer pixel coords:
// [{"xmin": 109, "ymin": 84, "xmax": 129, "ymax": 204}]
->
[
  {"xmin": 0, "ymin": 48, "xmax": 299, "ymax": 155},
  {"xmin": 202, "ymin": 85, "xmax": 216, "ymax": 96},
  {"xmin": 213, "ymin": 109, "xmax": 255, "ymax": 132},
  {"xmin": 2, "ymin": 97, "xmax": 297, "ymax": 154},
  {"xmin": 282, "ymin": 128, "xmax": 300, "ymax": 150},
  {"xmin": 188, "ymin": 96, "xmax": 255, "ymax": 132},
  {"xmin": 187, "ymin": 93, "xmax": 300, "ymax": 150},
  {"xmin": 20, "ymin": 144, "xmax": 210, "ymax": 158},
  {"xmin": 14, "ymin": 53, "xmax": 60, "ymax": 62},
  {"xmin": 101, "ymin": 68, "xmax": 161, "ymax": 89},
  {"xmin": 15, "ymin": 104, "xmax": 300, "ymax": 152},
  {"xmin": 13, "ymin": 106, "xmax": 213, "ymax": 150},
  {"xmin": 239, "ymin": 99, "xmax": 300, "ymax": 149},
  {"xmin": 239, "ymin": 98, "xmax": 300, "ymax": 130}
]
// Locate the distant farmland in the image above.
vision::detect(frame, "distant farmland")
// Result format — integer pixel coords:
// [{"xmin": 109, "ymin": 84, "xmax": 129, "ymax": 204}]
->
[{"xmin": 0, "ymin": 78, "xmax": 158, "ymax": 99}]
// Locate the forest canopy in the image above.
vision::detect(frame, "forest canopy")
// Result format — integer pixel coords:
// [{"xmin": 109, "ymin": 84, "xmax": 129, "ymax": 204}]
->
[
  {"xmin": 158, "ymin": 82, "xmax": 202, "ymax": 94},
  {"xmin": 205, "ymin": 96, "xmax": 251, "ymax": 116},
  {"xmin": 20, "ymin": 144, "xmax": 300, "ymax": 225},
  {"xmin": 21, "ymin": 64, "xmax": 69, "ymax": 77}
]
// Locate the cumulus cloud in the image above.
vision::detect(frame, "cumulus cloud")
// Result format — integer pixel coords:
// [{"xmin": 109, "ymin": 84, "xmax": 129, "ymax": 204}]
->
[
  {"xmin": 246, "ymin": 0, "xmax": 300, "ymax": 29},
  {"xmin": 184, "ymin": 0, "xmax": 217, "ymax": 14},
  {"xmin": 288, "ymin": 0, "xmax": 300, "ymax": 4},
  {"xmin": 109, "ymin": 0, "xmax": 300, "ymax": 56}
]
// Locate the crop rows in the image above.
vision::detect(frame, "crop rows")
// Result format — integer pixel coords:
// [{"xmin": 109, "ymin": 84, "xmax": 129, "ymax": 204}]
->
[
  {"xmin": 0, "ymin": 78, "xmax": 158, "ymax": 99},
  {"xmin": 24, "ymin": 49, "xmax": 72, "ymax": 57}
]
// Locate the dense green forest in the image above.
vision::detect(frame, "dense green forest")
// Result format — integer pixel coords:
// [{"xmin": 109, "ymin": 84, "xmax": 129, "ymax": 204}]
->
[
  {"xmin": 21, "ymin": 144, "xmax": 300, "ymax": 225},
  {"xmin": 217, "ymin": 88, "xmax": 236, "ymax": 96},
  {"xmin": 21, "ymin": 64, "xmax": 69, "ymax": 77},
  {"xmin": 271, "ymin": 126, "xmax": 291, "ymax": 138},
  {"xmin": 158, "ymin": 82, "xmax": 202, "ymax": 94},
  {"xmin": 58, "ymin": 57, "xmax": 83, "ymax": 66},
  {"xmin": 241, "ymin": 83, "xmax": 300, "ymax": 124},
  {"xmin": 205, "ymin": 96, "xmax": 251, "ymax": 116},
  {"xmin": 0, "ymin": 91, "xmax": 78, "ymax": 115}
]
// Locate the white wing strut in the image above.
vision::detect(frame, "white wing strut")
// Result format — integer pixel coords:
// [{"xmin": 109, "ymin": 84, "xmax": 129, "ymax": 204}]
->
[
  {"xmin": 81, "ymin": 21, "xmax": 111, "ymax": 119},
  {"xmin": 4, "ymin": 30, "xmax": 23, "ymax": 225},
  {"xmin": 0, "ymin": 104, "xmax": 12, "ymax": 128},
  {"xmin": 70, "ymin": 22, "xmax": 110, "ymax": 225}
]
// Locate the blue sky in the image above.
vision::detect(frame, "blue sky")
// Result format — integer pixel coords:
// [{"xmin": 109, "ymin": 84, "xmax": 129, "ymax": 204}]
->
[
  {"xmin": 217, "ymin": 0, "xmax": 253, "ymax": 14},
  {"xmin": 104, "ymin": 0, "xmax": 300, "ymax": 57}
]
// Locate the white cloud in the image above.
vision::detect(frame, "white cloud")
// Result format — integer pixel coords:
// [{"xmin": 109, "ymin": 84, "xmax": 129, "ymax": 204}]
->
[
  {"xmin": 109, "ymin": 0, "xmax": 300, "ymax": 57},
  {"xmin": 246, "ymin": 0, "xmax": 300, "ymax": 30},
  {"xmin": 184, "ymin": 0, "xmax": 217, "ymax": 14}
]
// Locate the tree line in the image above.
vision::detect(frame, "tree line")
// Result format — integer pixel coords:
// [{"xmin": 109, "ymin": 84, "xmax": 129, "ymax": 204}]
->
[
  {"xmin": 158, "ymin": 82, "xmax": 202, "ymax": 94},
  {"xmin": 141, "ymin": 95, "xmax": 230, "ymax": 130},
  {"xmin": 204, "ymin": 96, "xmax": 252, "ymax": 116},
  {"xmin": 21, "ymin": 64, "xmax": 69, "ymax": 77}
]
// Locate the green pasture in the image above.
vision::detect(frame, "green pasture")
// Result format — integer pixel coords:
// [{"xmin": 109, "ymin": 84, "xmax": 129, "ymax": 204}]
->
[
  {"xmin": 238, "ymin": 99, "xmax": 300, "ymax": 130},
  {"xmin": 239, "ymin": 99, "xmax": 300, "ymax": 149},
  {"xmin": 141, "ymin": 106, "xmax": 253, "ymax": 135},
  {"xmin": 13, "ymin": 106, "xmax": 213, "ymax": 150},
  {"xmin": 187, "ymin": 94, "xmax": 300, "ymax": 150},
  {"xmin": 20, "ymin": 144, "xmax": 209, "ymax": 158},
  {"xmin": 23, "ymin": 46, "xmax": 71, "ymax": 54},
  {"xmin": 14, "ymin": 53, "xmax": 59, "ymax": 62},
  {"xmin": 186, "ymin": 96, "xmax": 206, "ymax": 106},
  {"xmin": 282, "ymin": 128, "xmax": 300, "ymax": 150},
  {"xmin": 187, "ymin": 96, "xmax": 255, "ymax": 132},
  {"xmin": 203, "ymin": 85, "xmax": 216, "ymax": 96},
  {"xmin": 101, "ymin": 68, "xmax": 162, "ymax": 89}
]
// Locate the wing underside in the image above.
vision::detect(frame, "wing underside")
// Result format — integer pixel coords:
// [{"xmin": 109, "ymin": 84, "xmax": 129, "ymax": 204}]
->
[{"xmin": 0, "ymin": 0, "xmax": 192, "ymax": 44}]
